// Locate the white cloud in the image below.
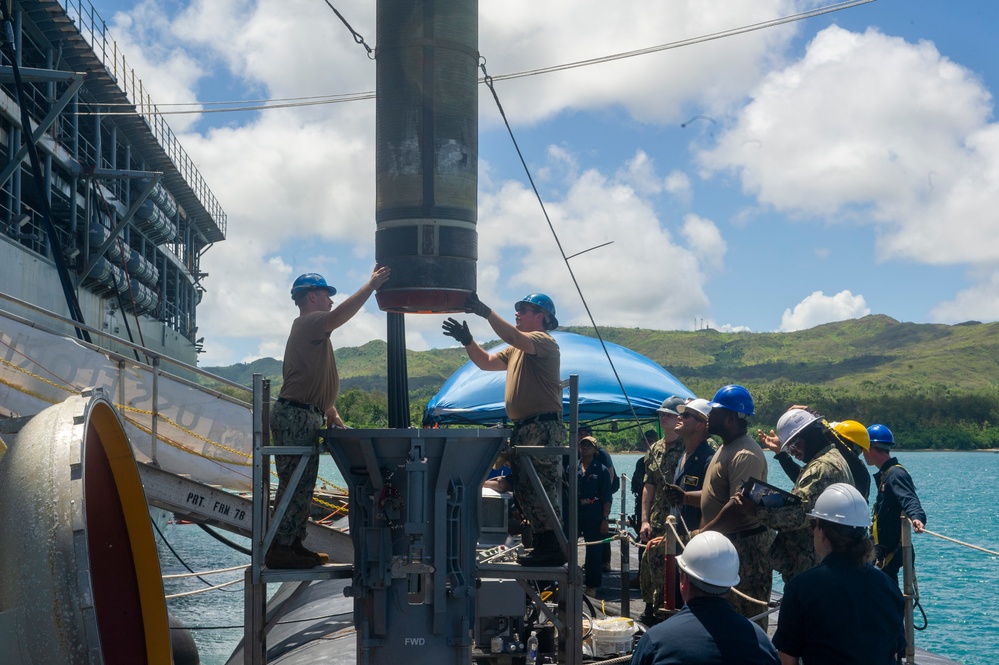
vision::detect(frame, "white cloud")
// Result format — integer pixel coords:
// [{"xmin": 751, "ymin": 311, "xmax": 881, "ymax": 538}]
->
[
  {"xmin": 470, "ymin": 149, "xmax": 718, "ymax": 337},
  {"xmin": 930, "ymin": 270, "xmax": 999, "ymax": 323},
  {"xmin": 699, "ymin": 25, "xmax": 999, "ymax": 267},
  {"xmin": 680, "ymin": 214, "xmax": 725, "ymax": 270},
  {"xmin": 478, "ymin": 0, "xmax": 798, "ymax": 126},
  {"xmin": 664, "ymin": 170, "xmax": 693, "ymax": 203},
  {"xmin": 778, "ymin": 290, "xmax": 870, "ymax": 332}
]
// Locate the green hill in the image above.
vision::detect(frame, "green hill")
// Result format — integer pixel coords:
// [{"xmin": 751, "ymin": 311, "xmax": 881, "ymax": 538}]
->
[{"xmin": 201, "ymin": 315, "xmax": 999, "ymax": 449}]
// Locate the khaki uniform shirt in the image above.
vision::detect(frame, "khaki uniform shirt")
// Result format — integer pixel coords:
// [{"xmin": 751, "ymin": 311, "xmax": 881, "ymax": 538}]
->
[
  {"xmin": 497, "ymin": 331, "xmax": 561, "ymax": 421},
  {"xmin": 278, "ymin": 310, "xmax": 339, "ymax": 412},
  {"xmin": 700, "ymin": 432, "xmax": 768, "ymax": 533}
]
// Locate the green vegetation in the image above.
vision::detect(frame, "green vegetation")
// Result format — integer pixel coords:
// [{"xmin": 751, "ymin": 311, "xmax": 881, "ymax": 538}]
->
[{"xmin": 199, "ymin": 315, "xmax": 999, "ymax": 450}]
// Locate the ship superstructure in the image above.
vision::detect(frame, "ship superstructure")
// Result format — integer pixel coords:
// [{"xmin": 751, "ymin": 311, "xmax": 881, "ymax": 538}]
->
[{"xmin": 0, "ymin": 0, "xmax": 224, "ymax": 365}]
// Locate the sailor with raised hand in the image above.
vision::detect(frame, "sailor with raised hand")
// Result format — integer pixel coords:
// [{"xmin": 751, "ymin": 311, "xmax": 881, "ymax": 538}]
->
[
  {"xmin": 267, "ymin": 266, "xmax": 390, "ymax": 569},
  {"xmin": 442, "ymin": 292, "xmax": 566, "ymax": 566},
  {"xmin": 664, "ymin": 385, "xmax": 774, "ymax": 629}
]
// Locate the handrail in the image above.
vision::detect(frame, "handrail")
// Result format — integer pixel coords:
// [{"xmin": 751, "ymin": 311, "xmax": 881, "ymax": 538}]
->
[
  {"xmin": 49, "ymin": 0, "xmax": 227, "ymax": 238},
  {"xmin": 0, "ymin": 289, "xmax": 247, "ymax": 400}
]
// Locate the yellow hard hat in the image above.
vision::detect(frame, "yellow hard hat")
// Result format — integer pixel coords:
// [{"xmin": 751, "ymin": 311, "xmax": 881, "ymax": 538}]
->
[{"xmin": 831, "ymin": 420, "xmax": 870, "ymax": 451}]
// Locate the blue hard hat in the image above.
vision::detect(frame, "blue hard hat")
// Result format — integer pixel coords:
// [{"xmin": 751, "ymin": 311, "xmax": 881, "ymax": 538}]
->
[
  {"xmin": 515, "ymin": 293, "xmax": 558, "ymax": 329},
  {"xmin": 708, "ymin": 384, "xmax": 755, "ymax": 416},
  {"xmin": 291, "ymin": 273, "xmax": 337, "ymax": 300},
  {"xmin": 867, "ymin": 424, "xmax": 895, "ymax": 449}
]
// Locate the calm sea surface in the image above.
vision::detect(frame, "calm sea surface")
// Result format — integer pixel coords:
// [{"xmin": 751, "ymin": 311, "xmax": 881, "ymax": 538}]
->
[{"xmin": 161, "ymin": 451, "xmax": 999, "ymax": 665}]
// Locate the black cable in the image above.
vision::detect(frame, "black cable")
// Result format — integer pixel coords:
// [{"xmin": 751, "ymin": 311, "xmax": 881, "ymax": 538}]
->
[
  {"xmin": 151, "ymin": 517, "xmax": 242, "ymax": 592},
  {"xmin": 480, "ymin": 61, "xmax": 645, "ymax": 432},
  {"xmin": 196, "ymin": 522, "xmax": 252, "ymax": 556}
]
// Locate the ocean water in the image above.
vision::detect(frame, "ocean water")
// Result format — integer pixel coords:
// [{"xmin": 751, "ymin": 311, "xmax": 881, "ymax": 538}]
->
[{"xmin": 161, "ymin": 451, "xmax": 999, "ymax": 664}]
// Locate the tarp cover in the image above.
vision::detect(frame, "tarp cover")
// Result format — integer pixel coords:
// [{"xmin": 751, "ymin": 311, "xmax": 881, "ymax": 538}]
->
[{"xmin": 424, "ymin": 331, "xmax": 693, "ymax": 426}]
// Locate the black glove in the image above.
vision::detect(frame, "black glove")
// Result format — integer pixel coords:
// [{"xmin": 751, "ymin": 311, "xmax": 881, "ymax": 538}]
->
[
  {"xmin": 465, "ymin": 291, "xmax": 491, "ymax": 318},
  {"xmin": 442, "ymin": 317, "xmax": 473, "ymax": 346}
]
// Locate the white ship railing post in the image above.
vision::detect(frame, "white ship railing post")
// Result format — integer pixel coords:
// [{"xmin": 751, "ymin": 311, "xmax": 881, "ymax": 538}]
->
[{"xmin": 901, "ymin": 515, "xmax": 915, "ymax": 664}]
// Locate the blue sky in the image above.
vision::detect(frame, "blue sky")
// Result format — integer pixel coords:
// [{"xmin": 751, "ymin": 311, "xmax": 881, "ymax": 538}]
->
[{"xmin": 95, "ymin": 0, "xmax": 999, "ymax": 365}]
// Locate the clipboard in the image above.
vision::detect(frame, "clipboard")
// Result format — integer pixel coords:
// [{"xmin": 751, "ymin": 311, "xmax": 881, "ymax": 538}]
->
[{"xmin": 740, "ymin": 477, "xmax": 801, "ymax": 509}]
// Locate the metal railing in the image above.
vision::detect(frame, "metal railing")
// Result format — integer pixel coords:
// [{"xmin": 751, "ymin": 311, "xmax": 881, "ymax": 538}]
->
[{"xmin": 50, "ymin": 0, "xmax": 227, "ymax": 238}]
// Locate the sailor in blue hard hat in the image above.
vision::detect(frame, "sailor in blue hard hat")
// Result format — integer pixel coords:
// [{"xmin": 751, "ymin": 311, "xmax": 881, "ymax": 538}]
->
[
  {"xmin": 862, "ymin": 424, "xmax": 927, "ymax": 588},
  {"xmin": 667, "ymin": 384, "xmax": 774, "ymax": 629},
  {"xmin": 442, "ymin": 291, "xmax": 564, "ymax": 566},
  {"xmin": 290, "ymin": 273, "xmax": 338, "ymax": 303},
  {"xmin": 267, "ymin": 264, "xmax": 389, "ymax": 570}
]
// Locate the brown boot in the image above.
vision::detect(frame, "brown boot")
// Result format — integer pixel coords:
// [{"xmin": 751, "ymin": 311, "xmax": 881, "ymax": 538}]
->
[
  {"xmin": 265, "ymin": 543, "xmax": 317, "ymax": 569},
  {"xmin": 293, "ymin": 539, "xmax": 330, "ymax": 564}
]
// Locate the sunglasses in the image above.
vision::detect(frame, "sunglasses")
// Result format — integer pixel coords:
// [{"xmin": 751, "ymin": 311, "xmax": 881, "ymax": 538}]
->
[{"xmin": 679, "ymin": 412, "xmax": 705, "ymax": 421}]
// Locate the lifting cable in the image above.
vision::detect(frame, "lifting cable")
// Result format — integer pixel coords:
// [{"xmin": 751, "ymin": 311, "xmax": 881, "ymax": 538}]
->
[
  {"xmin": 82, "ymin": 0, "xmax": 876, "ymax": 117},
  {"xmin": 480, "ymin": 58, "xmax": 645, "ymax": 433}
]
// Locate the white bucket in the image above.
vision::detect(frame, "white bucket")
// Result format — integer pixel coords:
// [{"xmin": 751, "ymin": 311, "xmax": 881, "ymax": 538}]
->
[{"xmin": 589, "ymin": 617, "xmax": 639, "ymax": 656}]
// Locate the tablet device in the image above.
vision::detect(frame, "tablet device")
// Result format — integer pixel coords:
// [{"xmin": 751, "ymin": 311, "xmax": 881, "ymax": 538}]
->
[{"xmin": 740, "ymin": 477, "xmax": 801, "ymax": 509}]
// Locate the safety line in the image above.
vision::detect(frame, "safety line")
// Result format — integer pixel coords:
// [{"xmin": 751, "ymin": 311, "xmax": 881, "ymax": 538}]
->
[
  {"xmin": 922, "ymin": 529, "xmax": 999, "ymax": 557},
  {"xmin": 165, "ymin": 577, "xmax": 244, "ymax": 599},
  {"xmin": 163, "ymin": 563, "xmax": 249, "ymax": 579}
]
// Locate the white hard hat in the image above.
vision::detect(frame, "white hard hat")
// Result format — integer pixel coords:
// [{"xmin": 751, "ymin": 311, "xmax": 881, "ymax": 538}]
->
[
  {"xmin": 676, "ymin": 531, "xmax": 740, "ymax": 591},
  {"xmin": 776, "ymin": 408, "xmax": 822, "ymax": 453},
  {"xmin": 677, "ymin": 398, "xmax": 712, "ymax": 421},
  {"xmin": 808, "ymin": 483, "xmax": 871, "ymax": 528}
]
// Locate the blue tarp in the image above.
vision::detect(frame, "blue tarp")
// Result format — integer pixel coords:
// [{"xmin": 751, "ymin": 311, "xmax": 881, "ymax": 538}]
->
[{"xmin": 423, "ymin": 331, "xmax": 694, "ymax": 426}]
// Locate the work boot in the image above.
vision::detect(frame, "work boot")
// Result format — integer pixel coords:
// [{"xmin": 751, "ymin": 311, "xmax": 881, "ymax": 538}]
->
[
  {"xmin": 265, "ymin": 543, "xmax": 317, "ymax": 569},
  {"xmin": 293, "ymin": 539, "xmax": 330, "ymax": 564},
  {"xmin": 638, "ymin": 603, "xmax": 663, "ymax": 627},
  {"xmin": 517, "ymin": 530, "xmax": 566, "ymax": 567}
]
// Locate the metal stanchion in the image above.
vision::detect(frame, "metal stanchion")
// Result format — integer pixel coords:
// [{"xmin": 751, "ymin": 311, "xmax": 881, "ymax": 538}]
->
[{"xmin": 901, "ymin": 515, "xmax": 915, "ymax": 665}]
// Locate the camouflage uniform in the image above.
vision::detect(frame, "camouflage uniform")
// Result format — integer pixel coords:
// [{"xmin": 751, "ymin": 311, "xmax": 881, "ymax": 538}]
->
[
  {"xmin": 639, "ymin": 438, "xmax": 684, "ymax": 607},
  {"xmin": 270, "ymin": 400, "xmax": 325, "ymax": 546},
  {"xmin": 761, "ymin": 444, "xmax": 854, "ymax": 584},
  {"xmin": 511, "ymin": 418, "xmax": 566, "ymax": 533},
  {"xmin": 729, "ymin": 528, "xmax": 777, "ymax": 631}
]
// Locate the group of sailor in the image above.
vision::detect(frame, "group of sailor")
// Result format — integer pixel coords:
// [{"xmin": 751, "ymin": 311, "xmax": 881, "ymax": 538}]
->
[
  {"xmin": 632, "ymin": 383, "xmax": 927, "ymax": 665},
  {"xmin": 268, "ymin": 276, "xmax": 926, "ymax": 663}
]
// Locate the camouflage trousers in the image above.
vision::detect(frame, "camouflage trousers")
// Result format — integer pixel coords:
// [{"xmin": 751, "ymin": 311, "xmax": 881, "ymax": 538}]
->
[
  {"xmin": 730, "ymin": 528, "xmax": 776, "ymax": 631},
  {"xmin": 270, "ymin": 401, "xmax": 324, "ymax": 547},
  {"xmin": 771, "ymin": 526, "xmax": 817, "ymax": 584},
  {"xmin": 511, "ymin": 418, "xmax": 566, "ymax": 535}
]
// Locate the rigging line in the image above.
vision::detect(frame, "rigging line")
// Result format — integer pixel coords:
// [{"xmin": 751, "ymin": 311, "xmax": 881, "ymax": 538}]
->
[
  {"xmin": 320, "ymin": 0, "xmax": 374, "ymax": 58},
  {"xmin": 480, "ymin": 60, "xmax": 644, "ymax": 432},
  {"xmin": 73, "ymin": 0, "xmax": 872, "ymax": 118},
  {"xmin": 487, "ymin": 0, "xmax": 877, "ymax": 82}
]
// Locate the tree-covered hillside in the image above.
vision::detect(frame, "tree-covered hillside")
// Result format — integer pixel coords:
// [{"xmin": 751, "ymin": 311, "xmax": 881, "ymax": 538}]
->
[{"xmin": 200, "ymin": 315, "xmax": 999, "ymax": 450}]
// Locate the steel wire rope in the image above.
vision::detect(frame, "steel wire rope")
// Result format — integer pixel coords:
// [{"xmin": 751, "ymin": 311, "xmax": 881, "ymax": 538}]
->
[
  {"xmin": 487, "ymin": 0, "xmax": 875, "ymax": 83},
  {"xmin": 78, "ymin": 0, "xmax": 873, "ymax": 117},
  {"xmin": 480, "ymin": 60, "xmax": 646, "ymax": 435}
]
